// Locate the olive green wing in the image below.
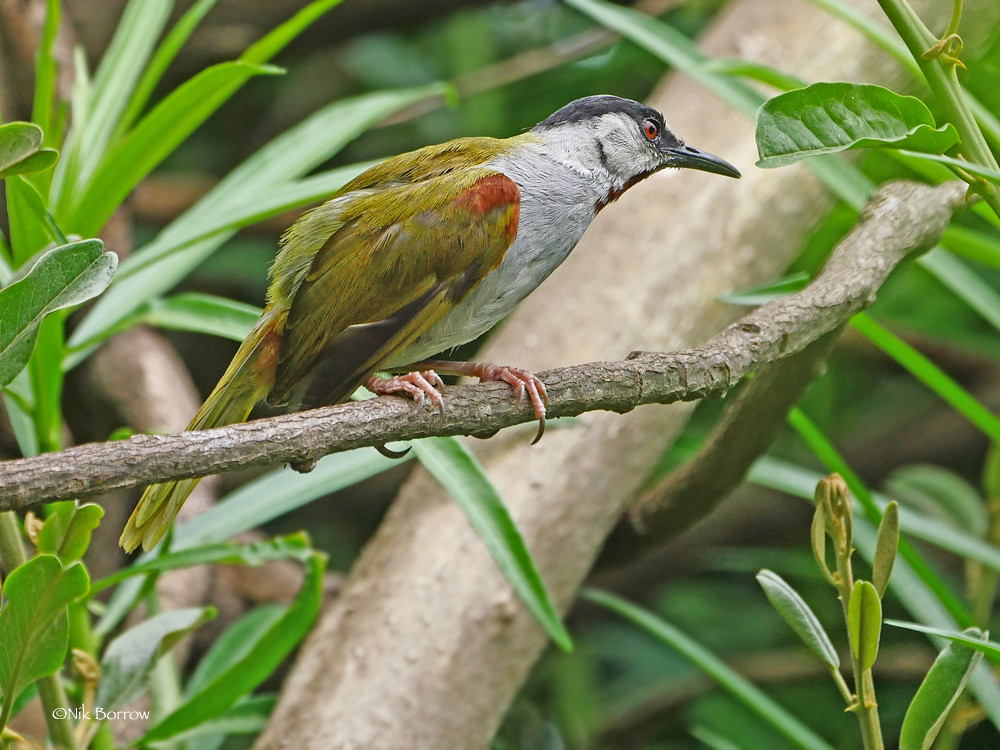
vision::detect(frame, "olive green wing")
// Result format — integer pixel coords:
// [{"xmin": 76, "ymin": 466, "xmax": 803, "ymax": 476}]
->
[{"xmin": 267, "ymin": 169, "xmax": 520, "ymax": 407}]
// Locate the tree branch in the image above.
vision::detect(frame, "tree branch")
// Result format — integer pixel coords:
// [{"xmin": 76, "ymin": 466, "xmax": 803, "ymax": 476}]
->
[{"xmin": 0, "ymin": 180, "xmax": 967, "ymax": 512}]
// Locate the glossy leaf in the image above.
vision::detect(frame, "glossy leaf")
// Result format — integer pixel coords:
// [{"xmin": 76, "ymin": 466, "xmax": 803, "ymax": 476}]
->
[
  {"xmin": 756, "ymin": 569, "xmax": 838, "ymax": 668},
  {"xmin": 885, "ymin": 464, "xmax": 987, "ymax": 536},
  {"xmin": 756, "ymin": 83, "xmax": 959, "ymax": 168},
  {"xmin": 95, "ymin": 607, "xmax": 217, "ymax": 712},
  {"xmin": 848, "ymin": 580, "xmax": 881, "ymax": 671},
  {"xmin": 0, "ymin": 555, "xmax": 89, "ymax": 704},
  {"xmin": 872, "ymin": 501, "xmax": 899, "ymax": 598},
  {"xmin": 91, "ymin": 532, "xmax": 313, "ymax": 594},
  {"xmin": 139, "ymin": 553, "xmax": 325, "ymax": 743},
  {"xmin": 584, "ymin": 588, "xmax": 834, "ymax": 750},
  {"xmin": 0, "ymin": 239, "xmax": 116, "ymax": 387},
  {"xmin": 413, "ymin": 437, "xmax": 573, "ymax": 652},
  {"xmin": 898, "ymin": 627, "xmax": 986, "ymax": 750},
  {"xmin": 37, "ymin": 502, "xmax": 105, "ymax": 564},
  {"xmin": 0, "ymin": 122, "xmax": 58, "ymax": 179}
]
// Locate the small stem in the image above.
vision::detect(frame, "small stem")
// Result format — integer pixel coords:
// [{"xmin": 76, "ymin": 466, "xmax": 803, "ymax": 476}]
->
[
  {"xmin": 944, "ymin": 0, "xmax": 963, "ymax": 38},
  {"xmin": 875, "ymin": 0, "xmax": 1000, "ymax": 217},
  {"xmin": 830, "ymin": 665, "xmax": 854, "ymax": 704},
  {"xmin": 0, "ymin": 513, "xmax": 77, "ymax": 749}
]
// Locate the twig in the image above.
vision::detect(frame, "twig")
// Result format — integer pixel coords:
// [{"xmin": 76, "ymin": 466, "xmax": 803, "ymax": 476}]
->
[{"xmin": 0, "ymin": 180, "xmax": 968, "ymax": 511}]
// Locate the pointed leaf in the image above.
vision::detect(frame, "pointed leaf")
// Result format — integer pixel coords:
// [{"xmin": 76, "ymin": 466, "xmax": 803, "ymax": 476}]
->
[
  {"xmin": 886, "ymin": 620, "xmax": 1000, "ymax": 657},
  {"xmin": 717, "ymin": 272, "xmax": 810, "ymax": 306},
  {"xmin": 872, "ymin": 501, "xmax": 899, "ymax": 598},
  {"xmin": 95, "ymin": 607, "xmax": 217, "ymax": 711},
  {"xmin": 147, "ymin": 694, "xmax": 276, "ymax": 746},
  {"xmin": 185, "ymin": 607, "xmax": 286, "ymax": 698},
  {"xmin": 138, "ymin": 293, "xmax": 261, "ymax": 342},
  {"xmin": 899, "ymin": 627, "xmax": 986, "ymax": 750},
  {"xmin": 90, "ymin": 532, "xmax": 313, "ymax": 594},
  {"xmin": 413, "ymin": 437, "xmax": 573, "ymax": 652},
  {"xmin": 756, "ymin": 83, "xmax": 960, "ymax": 168},
  {"xmin": 848, "ymin": 580, "xmax": 881, "ymax": 671},
  {"xmin": 756, "ymin": 569, "xmax": 839, "ymax": 668},
  {"xmin": 886, "ymin": 464, "xmax": 987, "ymax": 537},
  {"xmin": 64, "ymin": 61, "xmax": 284, "ymax": 236},
  {"xmin": 0, "ymin": 239, "xmax": 116, "ymax": 386},
  {"xmin": 0, "ymin": 555, "xmax": 89, "ymax": 701},
  {"xmin": 0, "ymin": 122, "xmax": 57, "ymax": 179},
  {"xmin": 37, "ymin": 502, "xmax": 105, "ymax": 564},
  {"xmin": 139, "ymin": 553, "xmax": 325, "ymax": 743}
]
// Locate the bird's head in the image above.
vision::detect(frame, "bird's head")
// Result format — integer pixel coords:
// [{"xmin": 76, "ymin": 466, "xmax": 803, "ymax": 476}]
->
[{"xmin": 532, "ymin": 95, "xmax": 740, "ymax": 207}]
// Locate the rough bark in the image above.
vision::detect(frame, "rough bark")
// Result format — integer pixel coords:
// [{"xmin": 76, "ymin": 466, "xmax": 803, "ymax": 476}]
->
[
  {"xmin": 256, "ymin": 1, "xmax": 989, "ymax": 748},
  {"xmin": 0, "ymin": 180, "xmax": 967, "ymax": 508}
]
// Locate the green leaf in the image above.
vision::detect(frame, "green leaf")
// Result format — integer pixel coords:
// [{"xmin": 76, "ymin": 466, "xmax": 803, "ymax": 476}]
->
[
  {"xmin": 898, "ymin": 626, "xmax": 986, "ymax": 750},
  {"xmin": 0, "ymin": 555, "xmax": 89, "ymax": 704},
  {"xmin": 96, "ymin": 449, "xmax": 400, "ymax": 638},
  {"xmin": 64, "ymin": 61, "xmax": 284, "ymax": 236},
  {"xmin": 68, "ymin": 84, "xmax": 441, "ymax": 348},
  {"xmin": 37, "ymin": 502, "xmax": 105, "ymax": 564},
  {"xmin": 885, "ymin": 621, "xmax": 1000, "ymax": 656},
  {"xmin": 885, "ymin": 464, "xmax": 987, "ymax": 537},
  {"xmin": 899, "ymin": 150, "xmax": 1000, "ymax": 186},
  {"xmin": 115, "ymin": 0, "xmax": 220, "ymax": 136},
  {"xmin": 6, "ymin": 175, "xmax": 64, "ymax": 265},
  {"xmin": 872, "ymin": 501, "xmax": 899, "ymax": 599},
  {"xmin": 701, "ymin": 59, "xmax": 805, "ymax": 92},
  {"xmin": 851, "ymin": 313, "xmax": 1000, "ymax": 443},
  {"xmin": 0, "ymin": 122, "xmax": 58, "ymax": 179},
  {"xmin": 0, "ymin": 239, "xmax": 116, "ymax": 387},
  {"xmin": 920, "ymin": 248, "xmax": 1000, "ymax": 334},
  {"xmin": 185, "ymin": 607, "xmax": 286, "ymax": 698},
  {"xmin": 717, "ymin": 272, "xmax": 810, "ymax": 306},
  {"xmin": 413, "ymin": 437, "xmax": 573, "ymax": 652},
  {"xmin": 90, "ymin": 532, "xmax": 313, "ymax": 594},
  {"xmin": 583, "ymin": 588, "xmax": 834, "ymax": 750},
  {"xmin": 148, "ymin": 694, "xmax": 276, "ymax": 746},
  {"xmin": 139, "ymin": 553, "xmax": 325, "ymax": 744},
  {"xmin": 755, "ymin": 83, "xmax": 960, "ymax": 168},
  {"xmin": 848, "ymin": 581, "xmax": 882, "ymax": 672},
  {"xmin": 756, "ymin": 569, "xmax": 839, "ymax": 668},
  {"xmin": 138, "ymin": 293, "xmax": 260, "ymax": 342},
  {"xmin": 240, "ymin": 0, "xmax": 345, "ymax": 65},
  {"xmin": 95, "ymin": 607, "xmax": 217, "ymax": 712}
]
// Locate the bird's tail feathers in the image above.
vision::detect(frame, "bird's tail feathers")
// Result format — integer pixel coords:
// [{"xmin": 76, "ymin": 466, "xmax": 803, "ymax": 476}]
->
[{"xmin": 119, "ymin": 314, "xmax": 280, "ymax": 552}]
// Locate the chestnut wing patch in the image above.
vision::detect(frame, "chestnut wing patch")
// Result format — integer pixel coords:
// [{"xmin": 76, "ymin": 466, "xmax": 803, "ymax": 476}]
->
[{"xmin": 268, "ymin": 169, "xmax": 520, "ymax": 407}]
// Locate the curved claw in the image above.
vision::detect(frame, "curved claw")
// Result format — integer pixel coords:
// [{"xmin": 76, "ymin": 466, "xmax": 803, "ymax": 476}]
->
[
  {"xmin": 366, "ymin": 370, "xmax": 446, "ymax": 416},
  {"xmin": 375, "ymin": 443, "xmax": 412, "ymax": 459},
  {"xmin": 472, "ymin": 364, "xmax": 548, "ymax": 445}
]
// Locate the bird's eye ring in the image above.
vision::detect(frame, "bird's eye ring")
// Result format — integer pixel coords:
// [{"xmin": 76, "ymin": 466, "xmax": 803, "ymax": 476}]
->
[{"xmin": 643, "ymin": 119, "xmax": 659, "ymax": 140}]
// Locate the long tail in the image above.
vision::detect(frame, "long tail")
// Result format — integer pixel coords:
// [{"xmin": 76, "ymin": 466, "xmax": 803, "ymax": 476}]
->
[{"xmin": 120, "ymin": 314, "xmax": 281, "ymax": 552}]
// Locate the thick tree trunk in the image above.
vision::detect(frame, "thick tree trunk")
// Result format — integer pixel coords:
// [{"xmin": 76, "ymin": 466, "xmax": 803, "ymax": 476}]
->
[{"xmin": 257, "ymin": 0, "xmax": 991, "ymax": 747}]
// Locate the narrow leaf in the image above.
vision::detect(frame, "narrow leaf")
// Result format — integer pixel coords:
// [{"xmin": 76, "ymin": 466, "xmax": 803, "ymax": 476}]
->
[
  {"xmin": 148, "ymin": 694, "xmax": 276, "ymax": 746},
  {"xmin": 95, "ymin": 607, "xmax": 217, "ymax": 711},
  {"xmin": 584, "ymin": 588, "xmax": 834, "ymax": 750},
  {"xmin": 65, "ymin": 62, "xmax": 284, "ymax": 236},
  {"xmin": 886, "ymin": 621, "xmax": 1000, "ymax": 657},
  {"xmin": 872, "ymin": 501, "xmax": 899, "ymax": 598},
  {"xmin": 37, "ymin": 502, "xmax": 105, "ymax": 564},
  {"xmin": 899, "ymin": 627, "xmax": 986, "ymax": 750},
  {"xmin": 886, "ymin": 464, "xmax": 988, "ymax": 537},
  {"xmin": 241, "ymin": 0, "xmax": 345, "ymax": 64},
  {"xmin": 756, "ymin": 569, "xmax": 839, "ymax": 668},
  {"xmin": 756, "ymin": 83, "xmax": 960, "ymax": 168},
  {"xmin": 90, "ymin": 533, "xmax": 313, "ymax": 594},
  {"xmin": 900, "ymin": 150, "xmax": 1000, "ymax": 186},
  {"xmin": 848, "ymin": 580, "xmax": 881, "ymax": 671},
  {"xmin": 718, "ymin": 272, "xmax": 810, "ymax": 306},
  {"xmin": 413, "ymin": 437, "xmax": 573, "ymax": 652},
  {"xmin": 139, "ymin": 553, "xmax": 325, "ymax": 743},
  {"xmin": 0, "ymin": 555, "xmax": 89, "ymax": 701},
  {"xmin": 0, "ymin": 239, "xmax": 116, "ymax": 386},
  {"xmin": 185, "ymin": 607, "xmax": 286, "ymax": 698}
]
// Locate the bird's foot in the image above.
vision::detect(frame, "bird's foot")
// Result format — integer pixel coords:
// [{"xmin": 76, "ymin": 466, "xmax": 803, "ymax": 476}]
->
[
  {"xmin": 414, "ymin": 360, "xmax": 548, "ymax": 444},
  {"xmin": 366, "ymin": 370, "xmax": 446, "ymax": 415}
]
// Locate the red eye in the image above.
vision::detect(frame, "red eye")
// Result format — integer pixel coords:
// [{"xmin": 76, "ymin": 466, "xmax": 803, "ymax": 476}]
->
[{"xmin": 643, "ymin": 119, "xmax": 659, "ymax": 140}]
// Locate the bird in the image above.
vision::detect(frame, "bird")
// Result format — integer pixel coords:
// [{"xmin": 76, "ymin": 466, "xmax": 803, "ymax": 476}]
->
[{"xmin": 119, "ymin": 94, "xmax": 740, "ymax": 552}]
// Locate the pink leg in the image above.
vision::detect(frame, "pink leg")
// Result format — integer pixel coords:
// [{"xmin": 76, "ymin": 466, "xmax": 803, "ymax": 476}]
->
[
  {"xmin": 366, "ymin": 370, "xmax": 446, "ymax": 415},
  {"xmin": 413, "ymin": 360, "xmax": 549, "ymax": 444}
]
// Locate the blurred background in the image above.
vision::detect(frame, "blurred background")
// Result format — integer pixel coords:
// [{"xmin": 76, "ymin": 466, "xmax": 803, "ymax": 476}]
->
[{"xmin": 3, "ymin": 0, "xmax": 1000, "ymax": 747}]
